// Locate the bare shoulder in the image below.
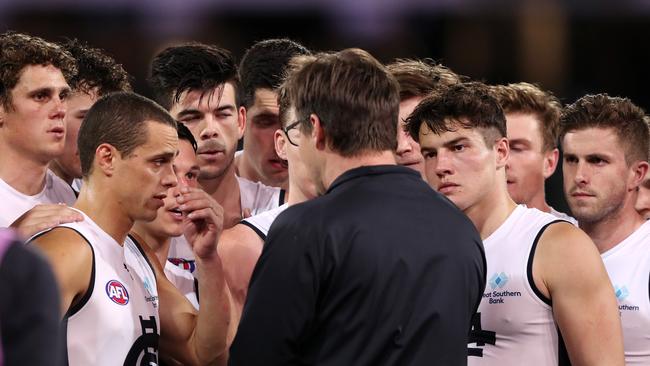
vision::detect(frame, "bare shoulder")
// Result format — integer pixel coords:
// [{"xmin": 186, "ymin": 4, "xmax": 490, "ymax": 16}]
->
[
  {"xmin": 30, "ymin": 227, "xmax": 93, "ymax": 314},
  {"xmin": 535, "ymin": 221, "xmax": 608, "ymax": 293},
  {"xmin": 31, "ymin": 226, "xmax": 93, "ymax": 260},
  {"xmin": 219, "ymin": 224, "xmax": 264, "ymax": 252},
  {"xmin": 537, "ymin": 221, "xmax": 599, "ymax": 261}
]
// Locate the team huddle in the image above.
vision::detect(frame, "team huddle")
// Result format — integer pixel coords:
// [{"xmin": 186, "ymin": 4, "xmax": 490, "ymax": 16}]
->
[{"xmin": 0, "ymin": 30, "xmax": 648, "ymax": 366}]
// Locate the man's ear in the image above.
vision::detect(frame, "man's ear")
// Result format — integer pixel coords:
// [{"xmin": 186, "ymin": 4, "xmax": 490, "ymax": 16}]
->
[
  {"xmin": 237, "ymin": 106, "xmax": 246, "ymax": 139},
  {"xmin": 629, "ymin": 160, "xmax": 650, "ymax": 191},
  {"xmin": 274, "ymin": 129, "xmax": 287, "ymax": 161},
  {"xmin": 494, "ymin": 137, "xmax": 510, "ymax": 169},
  {"xmin": 542, "ymin": 148, "xmax": 560, "ymax": 179},
  {"xmin": 95, "ymin": 143, "xmax": 118, "ymax": 177},
  {"xmin": 311, "ymin": 114, "xmax": 327, "ymax": 151}
]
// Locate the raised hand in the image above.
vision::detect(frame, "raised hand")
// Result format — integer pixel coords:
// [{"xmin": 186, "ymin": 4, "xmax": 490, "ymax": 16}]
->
[{"xmin": 177, "ymin": 187, "xmax": 225, "ymax": 259}]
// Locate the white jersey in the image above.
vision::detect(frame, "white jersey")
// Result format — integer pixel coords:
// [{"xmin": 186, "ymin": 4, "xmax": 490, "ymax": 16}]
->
[
  {"xmin": 549, "ymin": 206, "xmax": 578, "ymax": 226},
  {"xmin": 240, "ymin": 203, "xmax": 289, "ymax": 239},
  {"xmin": 31, "ymin": 212, "xmax": 160, "ymax": 366},
  {"xmin": 164, "ymin": 260, "xmax": 199, "ymax": 310},
  {"xmin": 237, "ymin": 176, "xmax": 285, "ymax": 216},
  {"xmin": 167, "ymin": 178, "xmax": 284, "ymax": 275},
  {"xmin": 0, "ymin": 170, "xmax": 76, "ymax": 227},
  {"xmin": 601, "ymin": 220, "xmax": 650, "ymax": 365},
  {"xmin": 468, "ymin": 205, "xmax": 569, "ymax": 366}
]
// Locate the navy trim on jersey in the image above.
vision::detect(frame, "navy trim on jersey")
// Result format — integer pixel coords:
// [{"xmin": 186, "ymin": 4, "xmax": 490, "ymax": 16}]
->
[
  {"xmin": 526, "ymin": 220, "xmax": 566, "ymax": 307},
  {"xmin": 30, "ymin": 227, "xmax": 96, "ymax": 319},
  {"xmin": 127, "ymin": 234, "xmax": 157, "ymax": 282},
  {"xmin": 557, "ymin": 326, "xmax": 571, "ymax": 366},
  {"xmin": 239, "ymin": 220, "xmax": 267, "ymax": 241},
  {"xmin": 194, "ymin": 277, "xmax": 200, "ymax": 304},
  {"xmin": 278, "ymin": 189, "xmax": 286, "ymax": 205},
  {"xmin": 61, "ymin": 316, "xmax": 70, "ymax": 366}
]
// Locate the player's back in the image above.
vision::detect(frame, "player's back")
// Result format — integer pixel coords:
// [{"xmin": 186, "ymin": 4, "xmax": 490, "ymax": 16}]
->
[{"xmin": 271, "ymin": 165, "xmax": 485, "ymax": 365}]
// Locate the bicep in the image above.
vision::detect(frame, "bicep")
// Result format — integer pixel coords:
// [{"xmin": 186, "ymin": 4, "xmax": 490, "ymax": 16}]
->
[{"xmin": 537, "ymin": 225, "xmax": 624, "ymax": 365}]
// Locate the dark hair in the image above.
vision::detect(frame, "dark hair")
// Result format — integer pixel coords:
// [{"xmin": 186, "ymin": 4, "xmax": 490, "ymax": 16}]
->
[
  {"xmin": 492, "ymin": 82, "xmax": 561, "ymax": 151},
  {"xmin": 0, "ymin": 31, "xmax": 77, "ymax": 109},
  {"xmin": 386, "ymin": 58, "xmax": 462, "ymax": 101},
  {"xmin": 177, "ymin": 122, "xmax": 197, "ymax": 153},
  {"xmin": 406, "ymin": 82, "xmax": 507, "ymax": 146},
  {"xmin": 239, "ymin": 38, "xmax": 310, "ymax": 109},
  {"xmin": 560, "ymin": 93, "xmax": 649, "ymax": 163},
  {"xmin": 78, "ymin": 92, "xmax": 177, "ymax": 177},
  {"xmin": 149, "ymin": 43, "xmax": 239, "ymax": 110},
  {"xmin": 280, "ymin": 48, "xmax": 399, "ymax": 156},
  {"xmin": 60, "ymin": 38, "xmax": 132, "ymax": 96}
]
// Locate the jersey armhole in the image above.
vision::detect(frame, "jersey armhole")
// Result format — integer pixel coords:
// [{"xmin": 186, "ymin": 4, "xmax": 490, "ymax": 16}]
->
[
  {"xmin": 526, "ymin": 219, "xmax": 567, "ymax": 307},
  {"xmin": 239, "ymin": 220, "xmax": 267, "ymax": 241},
  {"xmin": 30, "ymin": 227, "xmax": 97, "ymax": 319}
]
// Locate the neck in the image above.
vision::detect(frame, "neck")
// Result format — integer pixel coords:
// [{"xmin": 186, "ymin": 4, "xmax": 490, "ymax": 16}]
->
[
  {"xmin": 526, "ymin": 189, "xmax": 552, "ymax": 213},
  {"xmin": 74, "ymin": 180, "xmax": 134, "ymax": 245},
  {"xmin": 287, "ymin": 181, "xmax": 307, "ymax": 206},
  {"xmin": 130, "ymin": 224, "xmax": 171, "ymax": 267},
  {"xmin": 320, "ymin": 149, "xmax": 396, "ymax": 193},
  {"xmin": 49, "ymin": 161, "xmax": 74, "ymax": 185},
  {"xmin": 199, "ymin": 163, "xmax": 242, "ymax": 229},
  {"xmin": 579, "ymin": 200, "xmax": 645, "ymax": 254},
  {"xmin": 466, "ymin": 180, "xmax": 517, "ymax": 240},
  {"xmin": 0, "ymin": 144, "xmax": 50, "ymax": 195},
  {"xmin": 237, "ymin": 152, "xmax": 262, "ymax": 184}
]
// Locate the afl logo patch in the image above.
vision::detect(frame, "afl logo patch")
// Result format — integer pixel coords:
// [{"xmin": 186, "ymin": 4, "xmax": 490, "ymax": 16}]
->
[{"xmin": 106, "ymin": 280, "xmax": 129, "ymax": 305}]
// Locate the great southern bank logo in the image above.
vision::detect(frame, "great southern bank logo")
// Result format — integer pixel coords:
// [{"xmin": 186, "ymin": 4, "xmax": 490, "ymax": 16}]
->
[
  {"xmin": 106, "ymin": 280, "xmax": 130, "ymax": 305},
  {"xmin": 489, "ymin": 272, "xmax": 509, "ymax": 290},
  {"xmin": 614, "ymin": 285, "xmax": 629, "ymax": 301}
]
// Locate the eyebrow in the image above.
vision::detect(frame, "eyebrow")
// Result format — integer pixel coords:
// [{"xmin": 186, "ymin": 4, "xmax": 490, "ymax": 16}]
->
[
  {"xmin": 443, "ymin": 137, "xmax": 470, "ymax": 148},
  {"xmin": 215, "ymin": 105, "xmax": 236, "ymax": 113},
  {"xmin": 150, "ymin": 151, "xmax": 177, "ymax": 161},
  {"xmin": 176, "ymin": 109, "xmax": 203, "ymax": 119}
]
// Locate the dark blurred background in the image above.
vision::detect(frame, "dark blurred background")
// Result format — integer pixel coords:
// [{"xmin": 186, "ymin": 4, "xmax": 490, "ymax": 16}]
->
[{"xmin": 2, "ymin": 0, "xmax": 649, "ymax": 212}]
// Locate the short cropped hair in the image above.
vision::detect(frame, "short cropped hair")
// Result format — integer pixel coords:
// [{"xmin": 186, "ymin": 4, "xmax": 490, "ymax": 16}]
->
[
  {"xmin": 239, "ymin": 38, "xmax": 310, "ymax": 108},
  {"xmin": 78, "ymin": 92, "xmax": 177, "ymax": 177},
  {"xmin": 0, "ymin": 31, "xmax": 77, "ymax": 109},
  {"xmin": 386, "ymin": 58, "xmax": 461, "ymax": 101},
  {"xmin": 406, "ymin": 82, "xmax": 507, "ymax": 147},
  {"xmin": 280, "ymin": 48, "xmax": 399, "ymax": 156},
  {"xmin": 177, "ymin": 122, "xmax": 197, "ymax": 153},
  {"xmin": 60, "ymin": 38, "xmax": 132, "ymax": 96},
  {"xmin": 560, "ymin": 94, "xmax": 649, "ymax": 164},
  {"xmin": 492, "ymin": 82, "xmax": 561, "ymax": 152},
  {"xmin": 149, "ymin": 42, "xmax": 239, "ymax": 110}
]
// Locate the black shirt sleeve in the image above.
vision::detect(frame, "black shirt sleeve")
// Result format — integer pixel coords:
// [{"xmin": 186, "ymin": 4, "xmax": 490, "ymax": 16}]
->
[
  {"xmin": 228, "ymin": 208, "xmax": 319, "ymax": 366},
  {"xmin": 0, "ymin": 242, "xmax": 63, "ymax": 366}
]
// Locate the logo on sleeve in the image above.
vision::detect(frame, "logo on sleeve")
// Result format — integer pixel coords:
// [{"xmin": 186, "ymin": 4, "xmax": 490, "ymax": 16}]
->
[{"xmin": 106, "ymin": 280, "xmax": 130, "ymax": 305}]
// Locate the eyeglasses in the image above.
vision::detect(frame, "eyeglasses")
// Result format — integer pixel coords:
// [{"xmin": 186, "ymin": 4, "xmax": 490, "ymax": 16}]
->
[{"xmin": 282, "ymin": 117, "xmax": 308, "ymax": 147}]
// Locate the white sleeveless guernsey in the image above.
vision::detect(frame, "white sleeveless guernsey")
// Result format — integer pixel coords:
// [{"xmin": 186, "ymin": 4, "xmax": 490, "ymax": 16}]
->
[
  {"xmin": 236, "ymin": 176, "xmax": 285, "ymax": 216},
  {"xmin": 601, "ymin": 220, "xmax": 650, "ymax": 365},
  {"xmin": 468, "ymin": 205, "xmax": 569, "ymax": 366},
  {"xmin": 0, "ymin": 170, "xmax": 76, "ymax": 227},
  {"xmin": 240, "ymin": 203, "xmax": 288, "ymax": 239},
  {"xmin": 37, "ymin": 211, "xmax": 160, "ymax": 366}
]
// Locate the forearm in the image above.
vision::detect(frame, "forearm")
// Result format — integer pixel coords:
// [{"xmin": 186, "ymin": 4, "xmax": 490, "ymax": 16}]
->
[{"xmin": 191, "ymin": 254, "xmax": 232, "ymax": 365}]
